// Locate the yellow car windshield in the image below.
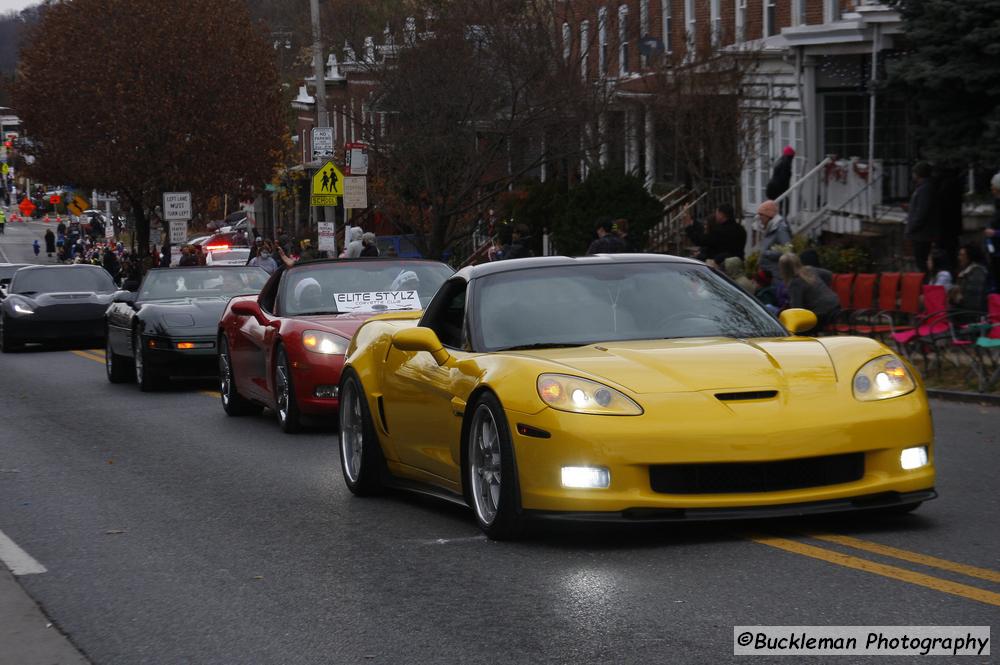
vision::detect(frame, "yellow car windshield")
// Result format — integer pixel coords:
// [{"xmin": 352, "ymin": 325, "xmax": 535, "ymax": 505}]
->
[{"xmin": 477, "ymin": 262, "xmax": 785, "ymax": 351}]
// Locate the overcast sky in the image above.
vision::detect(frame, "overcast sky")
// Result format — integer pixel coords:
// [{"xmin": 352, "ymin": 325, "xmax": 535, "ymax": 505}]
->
[{"xmin": 0, "ymin": 0, "xmax": 36, "ymax": 13}]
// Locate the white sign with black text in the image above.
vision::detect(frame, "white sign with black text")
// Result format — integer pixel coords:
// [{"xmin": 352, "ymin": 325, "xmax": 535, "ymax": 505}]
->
[
  {"xmin": 342, "ymin": 177, "xmax": 368, "ymax": 209},
  {"xmin": 311, "ymin": 127, "xmax": 334, "ymax": 162},
  {"xmin": 169, "ymin": 220, "xmax": 188, "ymax": 244},
  {"xmin": 334, "ymin": 291, "xmax": 420, "ymax": 313},
  {"xmin": 162, "ymin": 192, "xmax": 192, "ymax": 221},
  {"xmin": 317, "ymin": 221, "xmax": 337, "ymax": 252}
]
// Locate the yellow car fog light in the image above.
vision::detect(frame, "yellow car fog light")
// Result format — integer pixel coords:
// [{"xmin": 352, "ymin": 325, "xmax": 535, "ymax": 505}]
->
[
  {"xmin": 852, "ymin": 355, "xmax": 915, "ymax": 402},
  {"xmin": 536, "ymin": 374, "xmax": 642, "ymax": 415},
  {"xmin": 900, "ymin": 446, "xmax": 929, "ymax": 470},
  {"xmin": 561, "ymin": 466, "xmax": 610, "ymax": 489}
]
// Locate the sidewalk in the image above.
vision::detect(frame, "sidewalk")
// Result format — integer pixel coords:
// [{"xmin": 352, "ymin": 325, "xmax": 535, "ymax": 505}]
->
[{"xmin": 0, "ymin": 567, "xmax": 89, "ymax": 665}]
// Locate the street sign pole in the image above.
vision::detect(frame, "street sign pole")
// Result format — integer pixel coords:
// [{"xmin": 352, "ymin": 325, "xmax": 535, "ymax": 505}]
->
[{"xmin": 310, "ymin": 0, "xmax": 337, "ymax": 253}]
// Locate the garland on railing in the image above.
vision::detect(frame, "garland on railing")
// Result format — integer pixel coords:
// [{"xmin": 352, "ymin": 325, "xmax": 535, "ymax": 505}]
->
[
  {"xmin": 823, "ymin": 160, "xmax": 848, "ymax": 185},
  {"xmin": 852, "ymin": 161, "xmax": 876, "ymax": 181}
]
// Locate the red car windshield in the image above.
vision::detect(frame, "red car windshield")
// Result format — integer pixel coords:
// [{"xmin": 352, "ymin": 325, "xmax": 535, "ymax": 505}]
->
[{"xmin": 281, "ymin": 262, "xmax": 453, "ymax": 316}]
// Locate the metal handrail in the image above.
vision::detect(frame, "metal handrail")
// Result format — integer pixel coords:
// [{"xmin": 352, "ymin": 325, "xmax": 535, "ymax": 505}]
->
[
  {"xmin": 774, "ymin": 156, "xmax": 833, "ymax": 206},
  {"xmin": 795, "ymin": 171, "xmax": 886, "ymax": 237}
]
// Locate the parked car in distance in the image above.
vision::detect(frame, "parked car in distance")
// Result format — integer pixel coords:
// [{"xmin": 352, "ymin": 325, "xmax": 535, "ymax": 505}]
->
[{"xmin": 206, "ymin": 248, "xmax": 250, "ymax": 266}]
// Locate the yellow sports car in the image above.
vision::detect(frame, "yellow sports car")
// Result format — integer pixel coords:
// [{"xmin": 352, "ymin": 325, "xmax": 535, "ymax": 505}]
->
[{"xmin": 337, "ymin": 255, "xmax": 935, "ymax": 539}]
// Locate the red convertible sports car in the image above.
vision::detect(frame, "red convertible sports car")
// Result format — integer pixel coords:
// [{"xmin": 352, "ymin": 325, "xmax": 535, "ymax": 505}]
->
[{"xmin": 218, "ymin": 258, "xmax": 453, "ymax": 432}]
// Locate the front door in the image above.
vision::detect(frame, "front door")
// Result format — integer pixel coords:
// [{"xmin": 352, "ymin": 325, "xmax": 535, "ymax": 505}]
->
[{"xmin": 381, "ymin": 279, "xmax": 470, "ymax": 485}]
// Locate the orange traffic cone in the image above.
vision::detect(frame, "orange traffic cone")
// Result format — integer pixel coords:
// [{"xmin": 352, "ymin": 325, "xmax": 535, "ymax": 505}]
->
[{"xmin": 43, "ymin": 215, "xmax": 50, "ymax": 223}]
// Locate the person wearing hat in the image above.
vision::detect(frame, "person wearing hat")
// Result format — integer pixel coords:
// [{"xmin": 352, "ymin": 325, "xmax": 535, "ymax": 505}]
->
[
  {"xmin": 752, "ymin": 199, "xmax": 791, "ymax": 279},
  {"xmin": 905, "ymin": 161, "xmax": 937, "ymax": 273},
  {"xmin": 986, "ymin": 171, "xmax": 1000, "ymax": 285},
  {"xmin": 766, "ymin": 146, "xmax": 795, "ymax": 202}
]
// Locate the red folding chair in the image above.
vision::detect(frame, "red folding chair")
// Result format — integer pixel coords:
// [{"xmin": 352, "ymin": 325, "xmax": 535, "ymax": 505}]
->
[
  {"xmin": 854, "ymin": 272, "xmax": 900, "ymax": 338},
  {"xmin": 832, "ymin": 273, "xmax": 876, "ymax": 334},
  {"xmin": 825, "ymin": 274, "xmax": 855, "ymax": 334},
  {"xmin": 890, "ymin": 285, "xmax": 949, "ymax": 371}
]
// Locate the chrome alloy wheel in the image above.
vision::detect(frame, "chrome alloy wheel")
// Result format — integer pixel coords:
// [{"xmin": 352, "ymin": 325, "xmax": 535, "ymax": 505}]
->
[
  {"xmin": 470, "ymin": 404, "xmax": 502, "ymax": 526},
  {"xmin": 133, "ymin": 333, "xmax": 144, "ymax": 383},
  {"xmin": 339, "ymin": 380, "xmax": 364, "ymax": 483},
  {"xmin": 275, "ymin": 349, "xmax": 290, "ymax": 423},
  {"xmin": 105, "ymin": 336, "xmax": 114, "ymax": 376},
  {"xmin": 219, "ymin": 349, "xmax": 232, "ymax": 407}
]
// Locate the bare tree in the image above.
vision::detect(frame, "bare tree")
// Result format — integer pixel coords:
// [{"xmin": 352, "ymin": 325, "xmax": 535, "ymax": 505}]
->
[{"xmin": 355, "ymin": 0, "xmax": 610, "ymax": 259}]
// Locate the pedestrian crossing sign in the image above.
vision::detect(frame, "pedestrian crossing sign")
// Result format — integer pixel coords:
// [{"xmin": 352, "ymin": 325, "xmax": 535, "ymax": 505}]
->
[{"xmin": 311, "ymin": 161, "xmax": 344, "ymax": 207}]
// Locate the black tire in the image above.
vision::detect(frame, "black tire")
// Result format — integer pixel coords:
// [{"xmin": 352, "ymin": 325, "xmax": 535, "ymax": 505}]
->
[
  {"xmin": 105, "ymin": 331, "xmax": 133, "ymax": 383},
  {"xmin": 0, "ymin": 317, "xmax": 22, "ymax": 353},
  {"xmin": 338, "ymin": 370, "xmax": 387, "ymax": 496},
  {"xmin": 274, "ymin": 344, "xmax": 302, "ymax": 433},
  {"xmin": 219, "ymin": 336, "xmax": 263, "ymax": 416},
  {"xmin": 133, "ymin": 329, "xmax": 163, "ymax": 392},
  {"xmin": 464, "ymin": 392, "xmax": 525, "ymax": 540}
]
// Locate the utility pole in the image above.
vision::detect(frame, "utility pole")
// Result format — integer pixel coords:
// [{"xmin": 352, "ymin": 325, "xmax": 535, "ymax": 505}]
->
[{"xmin": 309, "ymin": 0, "xmax": 336, "ymax": 250}]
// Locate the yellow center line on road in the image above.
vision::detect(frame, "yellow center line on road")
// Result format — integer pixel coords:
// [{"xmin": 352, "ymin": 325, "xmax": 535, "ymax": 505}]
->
[
  {"xmin": 71, "ymin": 350, "xmax": 104, "ymax": 364},
  {"xmin": 69, "ymin": 350, "xmax": 220, "ymax": 398},
  {"xmin": 750, "ymin": 534, "xmax": 1000, "ymax": 608},
  {"xmin": 807, "ymin": 533, "xmax": 1000, "ymax": 584}
]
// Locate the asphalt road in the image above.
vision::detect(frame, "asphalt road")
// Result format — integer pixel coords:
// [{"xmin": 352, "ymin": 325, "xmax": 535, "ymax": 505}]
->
[{"xmin": 0, "ymin": 219, "xmax": 998, "ymax": 664}]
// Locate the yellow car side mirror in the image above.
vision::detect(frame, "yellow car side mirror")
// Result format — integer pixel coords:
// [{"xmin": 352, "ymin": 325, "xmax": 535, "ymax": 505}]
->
[
  {"xmin": 392, "ymin": 327, "xmax": 452, "ymax": 365},
  {"xmin": 779, "ymin": 308, "xmax": 819, "ymax": 335}
]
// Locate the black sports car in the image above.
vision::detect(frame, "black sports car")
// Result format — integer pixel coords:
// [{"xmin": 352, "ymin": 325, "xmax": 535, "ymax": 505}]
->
[
  {"xmin": 105, "ymin": 266, "xmax": 269, "ymax": 390},
  {"xmin": 0, "ymin": 264, "xmax": 30, "ymax": 298},
  {"xmin": 1, "ymin": 264, "xmax": 117, "ymax": 352}
]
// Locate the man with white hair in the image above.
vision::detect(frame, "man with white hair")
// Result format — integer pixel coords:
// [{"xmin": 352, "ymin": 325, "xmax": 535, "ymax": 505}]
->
[
  {"xmin": 987, "ymin": 171, "xmax": 1000, "ymax": 285},
  {"xmin": 752, "ymin": 199, "xmax": 791, "ymax": 280}
]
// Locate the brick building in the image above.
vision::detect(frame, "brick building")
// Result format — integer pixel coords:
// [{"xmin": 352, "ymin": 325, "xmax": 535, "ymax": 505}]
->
[{"xmin": 295, "ymin": 1, "xmax": 910, "ymax": 244}]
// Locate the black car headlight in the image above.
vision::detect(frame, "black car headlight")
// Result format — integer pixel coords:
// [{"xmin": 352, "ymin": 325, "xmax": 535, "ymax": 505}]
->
[{"xmin": 12, "ymin": 302, "xmax": 35, "ymax": 315}]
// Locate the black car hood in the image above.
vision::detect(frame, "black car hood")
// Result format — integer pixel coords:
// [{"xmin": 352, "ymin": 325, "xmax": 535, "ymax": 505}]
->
[
  {"xmin": 139, "ymin": 297, "xmax": 232, "ymax": 336},
  {"xmin": 8, "ymin": 291, "xmax": 114, "ymax": 306}
]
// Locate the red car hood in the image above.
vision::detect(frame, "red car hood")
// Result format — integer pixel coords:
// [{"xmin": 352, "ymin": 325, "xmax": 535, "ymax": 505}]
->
[{"xmin": 295, "ymin": 312, "xmax": 377, "ymax": 339}]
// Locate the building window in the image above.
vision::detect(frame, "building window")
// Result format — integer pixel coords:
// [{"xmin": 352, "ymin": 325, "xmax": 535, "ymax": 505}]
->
[
  {"xmin": 793, "ymin": 0, "xmax": 807, "ymax": 26},
  {"xmin": 580, "ymin": 20, "xmax": 591, "ymax": 80},
  {"xmin": 639, "ymin": 0, "xmax": 650, "ymax": 67},
  {"xmin": 764, "ymin": 0, "xmax": 777, "ymax": 37},
  {"xmin": 824, "ymin": 0, "xmax": 842, "ymax": 23},
  {"xmin": 598, "ymin": 7, "xmax": 609, "ymax": 76},
  {"xmin": 684, "ymin": 0, "xmax": 695, "ymax": 60},
  {"xmin": 562, "ymin": 22, "xmax": 571, "ymax": 62},
  {"xmin": 710, "ymin": 0, "xmax": 721, "ymax": 47},
  {"xmin": 661, "ymin": 0, "xmax": 672, "ymax": 53},
  {"xmin": 735, "ymin": 0, "xmax": 747, "ymax": 42},
  {"xmin": 618, "ymin": 4, "xmax": 630, "ymax": 76}
]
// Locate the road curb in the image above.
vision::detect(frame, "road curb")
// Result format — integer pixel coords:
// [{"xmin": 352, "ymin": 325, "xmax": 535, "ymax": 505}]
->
[
  {"xmin": 926, "ymin": 388, "xmax": 1000, "ymax": 407},
  {"xmin": 0, "ymin": 567, "xmax": 90, "ymax": 665}
]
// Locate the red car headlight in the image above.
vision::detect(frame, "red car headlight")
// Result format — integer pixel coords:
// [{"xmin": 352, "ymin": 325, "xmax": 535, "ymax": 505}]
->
[{"xmin": 302, "ymin": 330, "xmax": 348, "ymax": 355}]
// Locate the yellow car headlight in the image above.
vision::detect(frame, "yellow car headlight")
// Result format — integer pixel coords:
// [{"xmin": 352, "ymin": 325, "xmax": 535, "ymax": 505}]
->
[
  {"xmin": 537, "ymin": 374, "xmax": 643, "ymax": 415},
  {"xmin": 852, "ymin": 355, "xmax": 916, "ymax": 402},
  {"xmin": 302, "ymin": 330, "xmax": 348, "ymax": 355}
]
